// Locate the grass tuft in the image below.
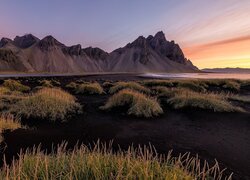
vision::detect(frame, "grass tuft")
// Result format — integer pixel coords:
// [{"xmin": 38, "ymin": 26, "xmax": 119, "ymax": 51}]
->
[
  {"xmin": 0, "ymin": 87, "xmax": 11, "ymax": 95},
  {"xmin": 101, "ymin": 89, "xmax": 163, "ymax": 117},
  {"xmin": 0, "ymin": 114, "xmax": 21, "ymax": 132},
  {"xmin": 38, "ymin": 80, "xmax": 54, "ymax": 88},
  {"xmin": 0, "ymin": 142, "xmax": 232, "ymax": 180},
  {"xmin": 3, "ymin": 79, "xmax": 30, "ymax": 92},
  {"xmin": 164, "ymin": 88, "xmax": 243, "ymax": 112},
  {"xmin": 109, "ymin": 81, "xmax": 150, "ymax": 94},
  {"xmin": 66, "ymin": 82, "xmax": 78, "ymax": 89},
  {"xmin": 75, "ymin": 82, "xmax": 104, "ymax": 95},
  {"xmin": 9, "ymin": 88, "xmax": 81, "ymax": 121},
  {"xmin": 177, "ymin": 81, "xmax": 207, "ymax": 92}
]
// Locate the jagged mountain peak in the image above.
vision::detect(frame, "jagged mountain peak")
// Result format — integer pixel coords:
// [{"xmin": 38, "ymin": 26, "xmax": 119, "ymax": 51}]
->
[
  {"xmin": 0, "ymin": 31, "xmax": 198, "ymax": 73},
  {"xmin": 153, "ymin": 31, "xmax": 166, "ymax": 41},
  {"xmin": 64, "ymin": 44, "xmax": 83, "ymax": 56},
  {"xmin": 38, "ymin": 35, "xmax": 64, "ymax": 51},
  {"xmin": 14, "ymin": 34, "xmax": 40, "ymax": 48},
  {"xmin": 0, "ymin": 38, "xmax": 13, "ymax": 48},
  {"xmin": 40, "ymin": 35, "xmax": 62, "ymax": 44},
  {"xmin": 84, "ymin": 47, "xmax": 109, "ymax": 60},
  {"xmin": 127, "ymin": 35, "xmax": 148, "ymax": 48}
]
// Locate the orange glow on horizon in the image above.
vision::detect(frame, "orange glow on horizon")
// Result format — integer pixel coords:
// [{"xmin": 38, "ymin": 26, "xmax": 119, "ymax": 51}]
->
[{"xmin": 183, "ymin": 36, "xmax": 250, "ymax": 69}]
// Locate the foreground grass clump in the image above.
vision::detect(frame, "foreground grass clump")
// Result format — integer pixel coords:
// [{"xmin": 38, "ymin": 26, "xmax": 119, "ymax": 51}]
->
[
  {"xmin": 2, "ymin": 79, "xmax": 30, "ymax": 92},
  {"xmin": 109, "ymin": 81, "xmax": 150, "ymax": 94},
  {"xmin": 0, "ymin": 143, "xmax": 232, "ymax": 180},
  {"xmin": 163, "ymin": 88, "xmax": 243, "ymax": 112},
  {"xmin": 101, "ymin": 89, "xmax": 163, "ymax": 117},
  {"xmin": 10, "ymin": 88, "xmax": 81, "ymax": 121},
  {"xmin": 75, "ymin": 82, "xmax": 104, "ymax": 95}
]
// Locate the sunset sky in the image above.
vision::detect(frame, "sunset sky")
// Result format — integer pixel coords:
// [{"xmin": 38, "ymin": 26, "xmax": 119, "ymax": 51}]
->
[{"xmin": 0, "ymin": 0, "xmax": 249, "ymax": 69}]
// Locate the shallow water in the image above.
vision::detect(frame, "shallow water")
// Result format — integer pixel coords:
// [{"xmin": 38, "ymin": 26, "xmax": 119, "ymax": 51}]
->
[{"xmin": 141, "ymin": 73, "xmax": 250, "ymax": 80}]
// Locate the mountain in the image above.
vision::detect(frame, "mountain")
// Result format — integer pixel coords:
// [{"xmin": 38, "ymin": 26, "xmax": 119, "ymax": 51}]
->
[
  {"xmin": 0, "ymin": 31, "xmax": 198, "ymax": 73},
  {"xmin": 203, "ymin": 68, "xmax": 250, "ymax": 74}
]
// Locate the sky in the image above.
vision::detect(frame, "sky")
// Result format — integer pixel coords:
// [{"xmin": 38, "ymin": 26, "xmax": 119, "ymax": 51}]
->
[{"xmin": 0, "ymin": 0, "xmax": 250, "ymax": 69}]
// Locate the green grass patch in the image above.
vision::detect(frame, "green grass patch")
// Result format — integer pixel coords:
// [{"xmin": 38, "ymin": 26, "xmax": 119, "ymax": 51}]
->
[
  {"xmin": 101, "ymin": 89, "xmax": 163, "ymax": 118},
  {"xmin": 109, "ymin": 81, "xmax": 150, "ymax": 94},
  {"xmin": 9, "ymin": 88, "xmax": 81, "ymax": 121}
]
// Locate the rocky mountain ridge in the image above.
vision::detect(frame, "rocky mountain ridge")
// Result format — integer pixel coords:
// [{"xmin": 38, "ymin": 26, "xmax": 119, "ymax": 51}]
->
[{"xmin": 0, "ymin": 31, "xmax": 198, "ymax": 73}]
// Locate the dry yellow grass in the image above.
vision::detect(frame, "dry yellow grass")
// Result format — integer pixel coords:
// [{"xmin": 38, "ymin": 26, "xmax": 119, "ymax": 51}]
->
[
  {"xmin": 66, "ymin": 82, "xmax": 78, "ymax": 89},
  {"xmin": 0, "ymin": 87, "xmax": 11, "ymax": 95},
  {"xmin": 0, "ymin": 114, "xmax": 21, "ymax": 132},
  {"xmin": 75, "ymin": 82, "xmax": 104, "ymax": 95},
  {"xmin": 101, "ymin": 89, "xmax": 163, "ymax": 117},
  {"xmin": 0, "ymin": 142, "xmax": 232, "ymax": 180},
  {"xmin": 109, "ymin": 81, "xmax": 150, "ymax": 94},
  {"xmin": 38, "ymin": 79, "xmax": 54, "ymax": 88},
  {"xmin": 2, "ymin": 79, "xmax": 30, "ymax": 92},
  {"xmin": 161, "ymin": 88, "xmax": 243, "ymax": 112},
  {"xmin": 9, "ymin": 88, "xmax": 82, "ymax": 121}
]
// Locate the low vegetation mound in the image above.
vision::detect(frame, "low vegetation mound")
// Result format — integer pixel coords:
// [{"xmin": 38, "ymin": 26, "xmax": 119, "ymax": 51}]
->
[
  {"xmin": 204, "ymin": 79, "xmax": 241, "ymax": 92},
  {"xmin": 177, "ymin": 81, "xmax": 207, "ymax": 92},
  {"xmin": 162, "ymin": 88, "xmax": 243, "ymax": 112},
  {"xmin": 228, "ymin": 95, "xmax": 250, "ymax": 104},
  {"xmin": 75, "ymin": 82, "xmax": 104, "ymax": 95},
  {"xmin": 9, "ymin": 88, "xmax": 81, "ymax": 121},
  {"xmin": 109, "ymin": 81, "xmax": 150, "ymax": 94},
  {"xmin": 2, "ymin": 79, "xmax": 30, "ymax": 92},
  {"xmin": 101, "ymin": 89, "xmax": 163, "ymax": 117}
]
